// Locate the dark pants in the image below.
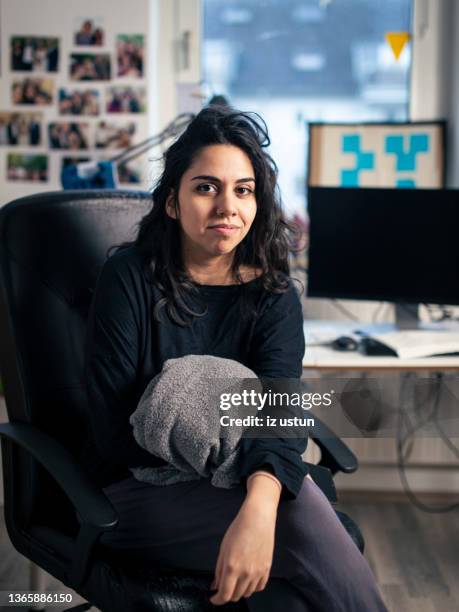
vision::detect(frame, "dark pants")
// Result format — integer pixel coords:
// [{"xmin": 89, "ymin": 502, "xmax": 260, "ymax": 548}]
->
[{"xmin": 100, "ymin": 475, "xmax": 388, "ymax": 611}]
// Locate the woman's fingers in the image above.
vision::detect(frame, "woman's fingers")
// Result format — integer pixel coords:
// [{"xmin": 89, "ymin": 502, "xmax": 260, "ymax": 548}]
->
[
  {"xmin": 231, "ymin": 575, "xmax": 255, "ymax": 601},
  {"xmin": 211, "ymin": 570, "xmax": 266, "ymax": 604},
  {"xmin": 242, "ymin": 578, "xmax": 264, "ymax": 597},
  {"xmin": 242, "ymin": 573, "xmax": 268, "ymax": 598},
  {"xmin": 257, "ymin": 573, "xmax": 270, "ymax": 592},
  {"xmin": 209, "ymin": 569, "xmax": 239, "ymax": 605},
  {"xmin": 240, "ymin": 579, "xmax": 261, "ymax": 599},
  {"xmin": 213, "ymin": 549, "xmax": 223, "ymax": 589}
]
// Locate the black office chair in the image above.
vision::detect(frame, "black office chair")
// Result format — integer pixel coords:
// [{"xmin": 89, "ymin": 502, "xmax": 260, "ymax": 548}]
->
[{"xmin": 0, "ymin": 191, "xmax": 363, "ymax": 612}]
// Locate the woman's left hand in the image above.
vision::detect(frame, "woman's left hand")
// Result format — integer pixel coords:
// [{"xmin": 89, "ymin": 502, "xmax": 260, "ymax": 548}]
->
[{"xmin": 209, "ymin": 497, "xmax": 277, "ymax": 605}]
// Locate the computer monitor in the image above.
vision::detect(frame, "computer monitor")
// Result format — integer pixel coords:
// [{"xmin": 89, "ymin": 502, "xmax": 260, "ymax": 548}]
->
[{"xmin": 306, "ymin": 187, "xmax": 459, "ymax": 308}]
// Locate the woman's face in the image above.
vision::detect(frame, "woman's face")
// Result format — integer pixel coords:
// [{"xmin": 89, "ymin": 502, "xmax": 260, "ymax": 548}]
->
[
  {"xmin": 167, "ymin": 144, "xmax": 257, "ymax": 259},
  {"xmin": 12, "ymin": 85, "xmax": 23, "ymax": 103}
]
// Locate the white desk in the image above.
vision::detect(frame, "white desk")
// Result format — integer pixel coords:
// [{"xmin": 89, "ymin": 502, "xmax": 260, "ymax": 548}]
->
[
  {"xmin": 301, "ymin": 322, "xmax": 459, "ymax": 495},
  {"xmin": 302, "ymin": 321, "xmax": 459, "ymax": 372}
]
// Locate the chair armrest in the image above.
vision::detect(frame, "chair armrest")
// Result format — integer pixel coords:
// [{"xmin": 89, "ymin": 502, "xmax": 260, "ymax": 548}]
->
[
  {"xmin": 0, "ymin": 421, "xmax": 118, "ymax": 530},
  {"xmin": 0, "ymin": 421, "xmax": 118, "ymax": 586},
  {"xmin": 306, "ymin": 463, "xmax": 337, "ymax": 503},
  {"xmin": 309, "ymin": 416, "xmax": 358, "ymax": 474}
]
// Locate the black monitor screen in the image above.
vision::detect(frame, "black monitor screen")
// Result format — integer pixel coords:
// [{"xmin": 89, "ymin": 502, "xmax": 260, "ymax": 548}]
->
[{"xmin": 307, "ymin": 187, "xmax": 459, "ymax": 305}]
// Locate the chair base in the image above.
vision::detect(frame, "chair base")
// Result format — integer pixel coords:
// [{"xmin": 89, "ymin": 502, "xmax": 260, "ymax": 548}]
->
[{"xmin": 335, "ymin": 510, "xmax": 365, "ymax": 553}]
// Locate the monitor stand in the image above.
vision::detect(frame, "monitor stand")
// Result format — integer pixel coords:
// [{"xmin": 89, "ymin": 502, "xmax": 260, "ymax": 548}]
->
[
  {"xmin": 357, "ymin": 302, "xmax": 458, "ymax": 339},
  {"xmin": 354, "ymin": 303, "xmax": 421, "ymax": 337},
  {"xmin": 394, "ymin": 303, "xmax": 419, "ymax": 330}
]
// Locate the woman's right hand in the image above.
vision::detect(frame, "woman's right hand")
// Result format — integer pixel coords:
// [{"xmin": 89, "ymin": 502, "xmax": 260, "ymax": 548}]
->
[{"xmin": 210, "ymin": 473, "xmax": 281, "ymax": 605}]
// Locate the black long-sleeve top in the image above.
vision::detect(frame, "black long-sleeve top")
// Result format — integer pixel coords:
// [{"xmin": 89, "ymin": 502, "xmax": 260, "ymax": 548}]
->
[{"xmin": 82, "ymin": 245, "xmax": 308, "ymax": 500}]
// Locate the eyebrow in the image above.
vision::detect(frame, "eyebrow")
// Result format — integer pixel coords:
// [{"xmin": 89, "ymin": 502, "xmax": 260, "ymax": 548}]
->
[{"xmin": 191, "ymin": 175, "xmax": 255, "ymax": 183}]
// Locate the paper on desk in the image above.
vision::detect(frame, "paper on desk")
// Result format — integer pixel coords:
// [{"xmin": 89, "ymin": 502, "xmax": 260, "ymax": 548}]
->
[
  {"xmin": 304, "ymin": 321, "xmax": 358, "ymax": 346},
  {"xmin": 371, "ymin": 330, "xmax": 459, "ymax": 359}
]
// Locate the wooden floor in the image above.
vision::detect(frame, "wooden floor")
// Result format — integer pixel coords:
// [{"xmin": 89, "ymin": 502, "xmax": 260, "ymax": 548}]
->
[
  {"xmin": 340, "ymin": 500, "xmax": 459, "ymax": 612},
  {"xmin": 1, "ymin": 500, "xmax": 458, "ymax": 612}
]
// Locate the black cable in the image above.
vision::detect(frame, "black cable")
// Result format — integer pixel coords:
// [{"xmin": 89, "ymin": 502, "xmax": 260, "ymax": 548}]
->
[
  {"xmin": 432, "ymin": 384, "xmax": 459, "ymax": 460},
  {"xmin": 396, "ymin": 372, "xmax": 437, "ymax": 460},
  {"xmin": 423, "ymin": 303, "xmax": 458, "ymax": 323},
  {"xmin": 371, "ymin": 301, "xmax": 385, "ymax": 324},
  {"xmin": 397, "ymin": 372, "xmax": 459, "ymax": 513},
  {"xmin": 398, "ymin": 373, "xmax": 440, "ymax": 459},
  {"xmin": 330, "ymin": 299, "xmax": 359, "ymax": 322}
]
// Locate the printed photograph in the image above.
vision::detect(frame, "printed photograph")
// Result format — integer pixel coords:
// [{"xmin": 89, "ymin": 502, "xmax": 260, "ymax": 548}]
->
[
  {"xmin": 106, "ymin": 86, "xmax": 146, "ymax": 113},
  {"xmin": 12, "ymin": 78, "xmax": 53, "ymax": 105},
  {"xmin": 116, "ymin": 34, "xmax": 144, "ymax": 77},
  {"xmin": 70, "ymin": 53, "xmax": 111, "ymax": 81},
  {"xmin": 48, "ymin": 122, "xmax": 91, "ymax": 150},
  {"xmin": 95, "ymin": 121, "xmax": 136, "ymax": 149},
  {"xmin": 59, "ymin": 88, "xmax": 100, "ymax": 116},
  {"xmin": 7, "ymin": 153, "xmax": 48, "ymax": 182},
  {"xmin": 74, "ymin": 18, "xmax": 104, "ymax": 46},
  {"xmin": 0, "ymin": 112, "xmax": 42, "ymax": 146},
  {"xmin": 10, "ymin": 36, "xmax": 59, "ymax": 72}
]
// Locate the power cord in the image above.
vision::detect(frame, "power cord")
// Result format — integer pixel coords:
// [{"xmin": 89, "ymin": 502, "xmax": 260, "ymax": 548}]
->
[
  {"xmin": 330, "ymin": 299, "xmax": 391, "ymax": 324},
  {"xmin": 424, "ymin": 303, "xmax": 459, "ymax": 323},
  {"xmin": 371, "ymin": 301, "xmax": 385, "ymax": 324},
  {"xmin": 397, "ymin": 372, "xmax": 459, "ymax": 513},
  {"xmin": 330, "ymin": 299, "xmax": 360, "ymax": 322}
]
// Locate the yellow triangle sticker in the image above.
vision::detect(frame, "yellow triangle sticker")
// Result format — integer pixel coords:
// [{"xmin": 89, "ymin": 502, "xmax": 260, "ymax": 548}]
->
[{"xmin": 385, "ymin": 32, "xmax": 410, "ymax": 60}]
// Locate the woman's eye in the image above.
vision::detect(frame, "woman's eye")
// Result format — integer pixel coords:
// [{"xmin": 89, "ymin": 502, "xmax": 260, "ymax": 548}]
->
[
  {"xmin": 196, "ymin": 183, "xmax": 217, "ymax": 193},
  {"xmin": 237, "ymin": 186, "xmax": 254, "ymax": 195}
]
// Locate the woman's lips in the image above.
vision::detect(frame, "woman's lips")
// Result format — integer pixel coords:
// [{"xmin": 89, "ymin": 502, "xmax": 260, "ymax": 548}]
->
[{"xmin": 208, "ymin": 225, "xmax": 240, "ymax": 235}]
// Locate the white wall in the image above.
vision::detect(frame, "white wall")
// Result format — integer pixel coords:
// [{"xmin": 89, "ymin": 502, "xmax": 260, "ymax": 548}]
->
[
  {"xmin": 410, "ymin": 0, "xmax": 459, "ymax": 186},
  {"xmin": 447, "ymin": 0, "xmax": 459, "ymax": 187},
  {"xmin": 410, "ymin": 0, "xmax": 453, "ymax": 122},
  {"xmin": 0, "ymin": 0, "xmax": 154, "ymax": 206}
]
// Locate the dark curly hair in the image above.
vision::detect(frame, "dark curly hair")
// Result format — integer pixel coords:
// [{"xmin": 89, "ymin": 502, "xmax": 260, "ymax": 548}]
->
[{"xmin": 115, "ymin": 105, "xmax": 300, "ymax": 326}]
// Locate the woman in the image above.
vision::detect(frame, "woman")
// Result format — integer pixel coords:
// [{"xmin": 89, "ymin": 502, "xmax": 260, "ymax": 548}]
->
[{"xmin": 84, "ymin": 105, "xmax": 387, "ymax": 611}]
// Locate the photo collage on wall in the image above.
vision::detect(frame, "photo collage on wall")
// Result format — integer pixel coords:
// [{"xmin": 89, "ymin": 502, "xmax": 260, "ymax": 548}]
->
[{"xmin": 1, "ymin": 20, "xmax": 146, "ymax": 185}]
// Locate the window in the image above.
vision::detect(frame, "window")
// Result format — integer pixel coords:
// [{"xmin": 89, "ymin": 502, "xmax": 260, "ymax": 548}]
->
[{"xmin": 202, "ymin": 0, "xmax": 412, "ymax": 219}]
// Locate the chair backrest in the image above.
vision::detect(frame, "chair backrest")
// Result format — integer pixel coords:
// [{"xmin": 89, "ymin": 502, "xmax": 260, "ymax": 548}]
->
[{"xmin": 0, "ymin": 190, "xmax": 151, "ymax": 525}]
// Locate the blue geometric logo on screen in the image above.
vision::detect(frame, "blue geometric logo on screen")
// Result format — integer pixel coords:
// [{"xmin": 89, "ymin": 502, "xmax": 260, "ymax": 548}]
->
[
  {"xmin": 396, "ymin": 179, "xmax": 416, "ymax": 188},
  {"xmin": 385, "ymin": 133, "xmax": 429, "ymax": 171},
  {"xmin": 340, "ymin": 134, "xmax": 375, "ymax": 186}
]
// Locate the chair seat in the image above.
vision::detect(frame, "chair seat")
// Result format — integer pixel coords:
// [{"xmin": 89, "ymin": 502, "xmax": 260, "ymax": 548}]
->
[
  {"xmin": 31, "ymin": 508, "xmax": 363, "ymax": 612},
  {"xmin": 30, "ymin": 525, "xmax": 246, "ymax": 611},
  {"xmin": 121, "ymin": 568, "xmax": 246, "ymax": 612}
]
